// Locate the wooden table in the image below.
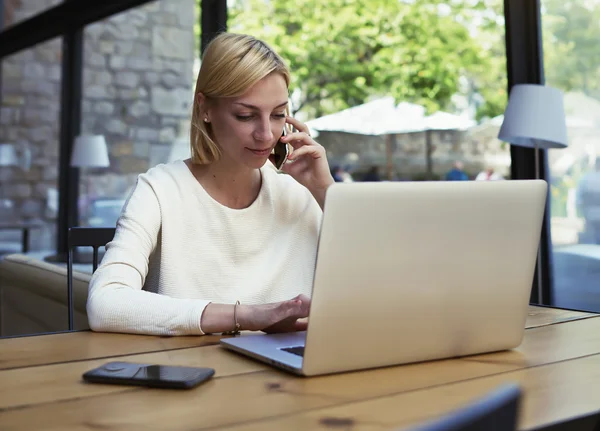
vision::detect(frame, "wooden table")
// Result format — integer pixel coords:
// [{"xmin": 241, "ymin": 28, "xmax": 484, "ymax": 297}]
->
[{"xmin": 1, "ymin": 305, "xmax": 599, "ymax": 430}]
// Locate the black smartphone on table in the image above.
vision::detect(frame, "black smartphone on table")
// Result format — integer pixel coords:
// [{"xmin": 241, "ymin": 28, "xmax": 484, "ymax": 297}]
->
[{"xmin": 82, "ymin": 362, "xmax": 215, "ymax": 389}]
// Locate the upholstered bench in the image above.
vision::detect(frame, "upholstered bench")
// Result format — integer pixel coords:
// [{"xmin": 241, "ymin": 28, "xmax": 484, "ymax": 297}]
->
[{"xmin": 0, "ymin": 254, "xmax": 91, "ymax": 337}]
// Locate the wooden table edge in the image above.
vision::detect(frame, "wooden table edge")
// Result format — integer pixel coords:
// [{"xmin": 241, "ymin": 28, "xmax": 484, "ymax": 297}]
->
[{"xmin": 526, "ymin": 313, "xmax": 600, "ymax": 329}]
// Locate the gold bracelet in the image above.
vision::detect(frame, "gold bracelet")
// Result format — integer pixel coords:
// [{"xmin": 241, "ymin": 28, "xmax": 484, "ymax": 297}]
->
[{"xmin": 222, "ymin": 300, "xmax": 241, "ymax": 336}]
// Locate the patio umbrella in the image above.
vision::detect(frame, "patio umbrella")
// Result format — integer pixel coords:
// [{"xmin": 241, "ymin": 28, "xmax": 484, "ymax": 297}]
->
[{"xmin": 306, "ymin": 97, "xmax": 427, "ymax": 179}]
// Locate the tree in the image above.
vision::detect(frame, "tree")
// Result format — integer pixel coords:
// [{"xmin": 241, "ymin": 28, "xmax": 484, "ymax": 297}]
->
[
  {"xmin": 449, "ymin": 0, "xmax": 507, "ymax": 121},
  {"xmin": 542, "ymin": 0, "xmax": 600, "ymax": 100},
  {"xmin": 226, "ymin": 0, "xmax": 507, "ymax": 120}
]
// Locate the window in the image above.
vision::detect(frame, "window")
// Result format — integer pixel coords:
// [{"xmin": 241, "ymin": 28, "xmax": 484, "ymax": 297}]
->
[
  {"xmin": 544, "ymin": 0, "xmax": 600, "ymax": 311},
  {"xmin": 228, "ymin": 0, "xmax": 509, "ymax": 183},
  {"xmin": 0, "ymin": 38, "xmax": 62, "ymax": 254},
  {"xmin": 2, "ymin": 0, "xmax": 62, "ymax": 30}
]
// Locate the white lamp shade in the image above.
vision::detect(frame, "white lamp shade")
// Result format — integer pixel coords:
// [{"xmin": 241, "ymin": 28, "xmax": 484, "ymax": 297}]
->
[
  {"xmin": 0, "ymin": 143, "xmax": 18, "ymax": 166},
  {"xmin": 70, "ymin": 135, "xmax": 110, "ymax": 168},
  {"xmin": 498, "ymin": 84, "xmax": 568, "ymax": 149}
]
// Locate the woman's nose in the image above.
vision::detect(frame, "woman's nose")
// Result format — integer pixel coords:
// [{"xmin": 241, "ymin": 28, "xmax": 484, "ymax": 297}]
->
[{"xmin": 253, "ymin": 119, "xmax": 274, "ymax": 141}]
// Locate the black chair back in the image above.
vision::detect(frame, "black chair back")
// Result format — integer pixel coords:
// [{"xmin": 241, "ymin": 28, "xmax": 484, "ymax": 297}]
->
[
  {"xmin": 67, "ymin": 227, "xmax": 115, "ymax": 330},
  {"xmin": 408, "ymin": 383, "xmax": 521, "ymax": 431}
]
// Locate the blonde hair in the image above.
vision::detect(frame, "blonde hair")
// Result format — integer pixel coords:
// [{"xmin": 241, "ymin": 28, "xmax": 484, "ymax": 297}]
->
[{"xmin": 190, "ymin": 33, "xmax": 291, "ymax": 164}]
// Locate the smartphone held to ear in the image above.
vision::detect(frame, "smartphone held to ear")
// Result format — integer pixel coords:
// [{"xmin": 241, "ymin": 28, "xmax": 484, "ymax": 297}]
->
[
  {"xmin": 82, "ymin": 362, "xmax": 215, "ymax": 389},
  {"xmin": 269, "ymin": 127, "xmax": 290, "ymax": 170}
]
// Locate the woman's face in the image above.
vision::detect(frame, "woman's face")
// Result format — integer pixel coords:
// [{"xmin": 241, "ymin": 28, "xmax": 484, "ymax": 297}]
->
[{"xmin": 207, "ymin": 73, "xmax": 288, "ymax": 169}]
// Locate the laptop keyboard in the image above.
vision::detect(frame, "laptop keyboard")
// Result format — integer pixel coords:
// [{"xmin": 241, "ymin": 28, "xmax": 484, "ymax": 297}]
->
[{"xmin": 281, "ymin": 346, "xmax": 305, "ymax": 357}]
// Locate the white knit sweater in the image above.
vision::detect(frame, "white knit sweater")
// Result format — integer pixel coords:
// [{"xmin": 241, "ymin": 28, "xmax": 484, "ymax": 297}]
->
[{"xmin": 86, "ymin": 160, "xmax": 322, "ymax": 336}]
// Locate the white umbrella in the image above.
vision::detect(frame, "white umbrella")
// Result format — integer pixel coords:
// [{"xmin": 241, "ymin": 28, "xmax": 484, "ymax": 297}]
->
[
  {"xmin": 424, "ymin": 111, "xmax": 476, "ymax": 131},
  {"xmin": 306, "ymin": 97, "xmax": 426, "ymax": 136},
  {"xmin": 307, "ymin": 97, "xmax": 481, "ymax": 179}
]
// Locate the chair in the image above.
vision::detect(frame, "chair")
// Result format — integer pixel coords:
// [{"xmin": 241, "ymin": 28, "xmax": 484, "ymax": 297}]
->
[
  {"xmin": 67, "ymin": 227, "xmax": 116, "ymax": 330},
  {"xmin": 408, "ymin": 383, "xmax": 521, "ymax": 431}
]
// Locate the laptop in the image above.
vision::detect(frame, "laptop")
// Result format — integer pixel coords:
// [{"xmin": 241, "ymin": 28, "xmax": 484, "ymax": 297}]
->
[{"xmin": 220, "ymin": 180, "xmax": 547, "ymax": 376}]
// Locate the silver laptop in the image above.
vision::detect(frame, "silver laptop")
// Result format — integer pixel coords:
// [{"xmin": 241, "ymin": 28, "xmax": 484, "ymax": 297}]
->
[{"xmin": 221, "ymin": 180, "xmax": 547, "ymax": 376}]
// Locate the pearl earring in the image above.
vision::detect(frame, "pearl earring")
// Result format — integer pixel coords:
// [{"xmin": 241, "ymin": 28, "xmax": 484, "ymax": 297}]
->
[{"xmin": 204, "ymin": 116, "xmax": 209, "ymax": 123}]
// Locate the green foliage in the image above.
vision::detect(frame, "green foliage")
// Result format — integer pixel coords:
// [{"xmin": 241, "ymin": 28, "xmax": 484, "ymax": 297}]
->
[
  {"xmin": 225, "ymin": 0, "xmax": 507, "ymax": 119},
  {"xmin": 194, "ymin": 0, "xmax": 600, "ymax": 125},
  {"xmin": 542, "ymin": 0, "xmax": 600, "ymax": 100}
]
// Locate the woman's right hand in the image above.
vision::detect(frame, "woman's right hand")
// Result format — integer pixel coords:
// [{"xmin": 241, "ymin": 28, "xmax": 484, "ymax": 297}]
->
[{"xmin": 237, "ymin": 294, "xmax": 311, "ymax": 333}]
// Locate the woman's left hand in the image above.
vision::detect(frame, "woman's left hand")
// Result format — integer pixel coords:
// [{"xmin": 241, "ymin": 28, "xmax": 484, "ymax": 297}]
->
[{"xmin": 280, "ymin": 116, "xmax": 334, "ymax": 209}]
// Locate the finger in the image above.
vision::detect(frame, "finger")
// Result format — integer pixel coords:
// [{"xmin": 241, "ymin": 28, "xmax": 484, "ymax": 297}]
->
[
  {"xmin": 281, "ymin": 131, "xmax": 312, "ymax": 148},
  {"xmin": 289, "ymin": 295, "xmax": 310, "ymax": 313},
  {"xmin": 297, "ymin": 294, "xmax": 311, "ymax": 304},
  {"xmin": 294, "ymin": 318, "xmax": 309, "ymax": 331},
  {"xmin": 287, "ymin": 145, "xmax": 324, "ymax": 161},
  {"xmin": 280, "ymin": 297, "xmax": 304, "ymax": 318},
  {"xmin": 285, "ymin": 116, "xmax": 310, "ymax": 135},
  {"xmin": 296, "ymin": 294, "xmax": 311, "ymax": 312},
  {"xmin": 285, "ymin": 298, "xmax": 310, "ymax": 320}
]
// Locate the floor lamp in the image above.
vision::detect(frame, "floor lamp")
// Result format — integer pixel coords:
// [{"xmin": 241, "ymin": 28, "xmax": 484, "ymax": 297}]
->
[
  {"xmin": 70, "ymin": 135, "xmax": 110, "ymax": 260},
  {"xmin": 46, "ymin": 135, "xmax": 110, "ymax": 264},
  {"xmin": 70, "ymin": 134, "xmax": 110, "ymax": 213},
  {"xmin": 498, "ymin": 84, "xmax": 568, "ymax": 305}
]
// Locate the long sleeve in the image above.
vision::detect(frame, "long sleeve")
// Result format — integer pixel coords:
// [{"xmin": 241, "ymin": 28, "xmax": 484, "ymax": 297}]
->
[
  {"xmin": 86, "ymin": 174, "xmax": 210, "ymax": 336},
  {"xmin": 86, "ymin": 161, "xmax": 320, "ymax": 337}
]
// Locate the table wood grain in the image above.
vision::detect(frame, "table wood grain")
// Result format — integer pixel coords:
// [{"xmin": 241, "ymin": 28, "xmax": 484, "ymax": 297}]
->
[
  {"xmin": 0, "ymin": 307, "xmax": 598, "ymax": 430},
  {"xmin": 526, "ymin": 305, "xmax": 598, "ymax": 328},
  {"xmin": 0, "ymin": 331, "xmax": 225, "ymax": 371},
  {"xmin": 217, "ymin": 353, "xmax": 600, "ymax": 431}
]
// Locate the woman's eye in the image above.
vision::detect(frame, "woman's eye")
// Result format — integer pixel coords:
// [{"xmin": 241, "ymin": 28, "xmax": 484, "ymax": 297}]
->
[
  {"xmin": 235, "ymin": 115, "xmax": 253, "ymax": 121},
  {"xmin": 272, "ymin": 113, "xmax": 286, "ymax": 119}
]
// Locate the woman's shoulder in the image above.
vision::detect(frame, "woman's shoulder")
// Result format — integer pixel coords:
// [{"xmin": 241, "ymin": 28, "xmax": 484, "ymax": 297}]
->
[
  {"xmin": 142, "ymin": 160, "xmax": 189, "ymax": 182},
  {"xmin": 120, "ymin": 160, "xmax": 190, "ymax": 212},
  {"xmin": 134, "ymin": 160, "xmax": 194, "ymax": 192},
  {"xmin": 124, "ymin": 160, "xmax": 193, "ymax": 207}
]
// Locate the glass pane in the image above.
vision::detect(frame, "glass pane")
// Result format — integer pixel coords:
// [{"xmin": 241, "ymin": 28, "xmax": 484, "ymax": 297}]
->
[
  {"xmin": 2, "ymin": 0, "xmax": 62, "ymax": 30},
  {"xmin": 79, "ymin": 0, "xmax": 198, "ymax": 227},
  {"xmin": 544, "ymin": 0, "xmax": 600, "ymax": 311},
  {"xmin": 0, "ymin": 38, "xmax": 62, "ymax": 256},
  {"xmin": 228, "ymin": 0, "xmax": 509, "ymax": 182}
]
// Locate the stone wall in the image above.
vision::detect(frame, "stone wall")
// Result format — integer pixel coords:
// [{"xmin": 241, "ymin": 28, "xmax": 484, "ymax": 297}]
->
[
  {"xmin": 0, "ymin": 0, "xmax": 196, "ymax": 251},
  {"xmin": 81, "ymin": 0, "xmax": 196, "ymax": 225},
  {"xmin": 0, "ymin": 0, "xmax": 63, "ymax": 250}
]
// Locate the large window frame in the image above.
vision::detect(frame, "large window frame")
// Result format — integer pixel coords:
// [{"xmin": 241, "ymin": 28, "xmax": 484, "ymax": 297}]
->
[
  {"xmin": 0, "ymin": 0, "xmax": 551, "ymax": 305},
  {"xmin": 504, "ymin": 0, "xmax": 553, "ymax": 305}
]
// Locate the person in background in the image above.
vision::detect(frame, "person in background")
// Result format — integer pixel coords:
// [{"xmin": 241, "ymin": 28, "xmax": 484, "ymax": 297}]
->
[
  {"xmin": 475, "ymin": 166, "xmax": 504, "ymax": 181},
  {"xmin": 86, "ymin": 33, "xmax": 335, "ymax": 337},
  {"xmin": 340, "ymin": 165, "xmax": 354, "ymax": 182},
  {"xmin": 331, "ymin": 165, "xmax": 353, "ymax": 182},
  {"xmin": 445, "ymin": 161, "xmax": 469, "ymax": 181},
  {"xmin": 362, "ymin": 165, "xmax": 382, "ymax": 181},
  {"xmin": 332, "ymin": 166, "xmax": 344, "ymax": 182}
]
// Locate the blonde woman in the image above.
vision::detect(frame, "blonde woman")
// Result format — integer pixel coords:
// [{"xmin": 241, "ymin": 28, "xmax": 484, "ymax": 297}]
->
[{"xmin": 87, "ymin": 33, "xmax": 334, "ymax": 336}]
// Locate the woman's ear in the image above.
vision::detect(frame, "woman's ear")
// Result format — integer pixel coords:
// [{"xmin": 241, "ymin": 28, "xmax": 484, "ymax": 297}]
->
[
  {"xmin": 197, "ymin": 92, "xmax": 206, "ymax": 106},
  {"xmin": 197, "ymin": 92, "xmax": 210, "ymax": 123}
]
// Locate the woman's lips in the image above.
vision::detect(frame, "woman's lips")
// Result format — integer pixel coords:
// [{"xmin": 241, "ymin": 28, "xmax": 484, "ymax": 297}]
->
[{"xmin": 247, "ymin": 147, "xmax": 272, "ymax": 156}]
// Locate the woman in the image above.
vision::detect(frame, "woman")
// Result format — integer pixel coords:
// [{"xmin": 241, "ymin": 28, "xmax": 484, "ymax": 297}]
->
[{"xmin": 87, "ymin": 33, "xmax": 334, "ymax": 336}]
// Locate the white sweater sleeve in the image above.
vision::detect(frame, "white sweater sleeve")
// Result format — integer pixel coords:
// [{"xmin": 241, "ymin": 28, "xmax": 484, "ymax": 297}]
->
[{"xmin": 86, "ymin": 174, "xmax": 210, "ymax": 336}]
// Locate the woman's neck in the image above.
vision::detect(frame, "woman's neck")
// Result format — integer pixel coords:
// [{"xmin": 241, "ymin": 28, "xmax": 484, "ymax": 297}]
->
[{"xmin": 185, "ymin": 159, "xmax": 262, "ymax": 210}]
